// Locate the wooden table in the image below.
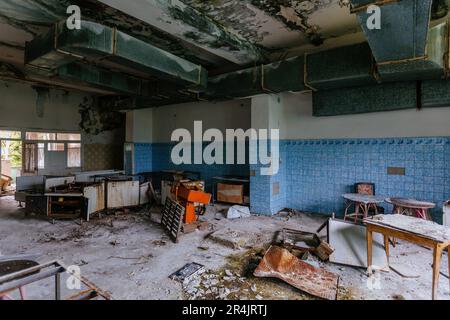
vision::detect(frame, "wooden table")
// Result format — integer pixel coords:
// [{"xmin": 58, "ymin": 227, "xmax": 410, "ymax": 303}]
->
[
  {"xmin": 365, "ymin": 214, "xmax": 450, "ymax": 300},
  {"xmin": 343, "ymin": 193, "xmax": 385, "ymax": 223},
  {"xmin": 386, "ymin": 197, "xmax": 436, "ymax": 221}
]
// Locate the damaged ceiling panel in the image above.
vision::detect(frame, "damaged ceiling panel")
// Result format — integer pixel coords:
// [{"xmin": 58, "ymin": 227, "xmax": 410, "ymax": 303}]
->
[
  {"xmin": 1, "ymin": 0, "xmax": 450, "ymax": 114},
  {"xmin": 95, "ymin": 0, "xmax": 267, "ymax": 66},
  {"xmin": 182, "ymin": 0, "xmax": 359, "ymax": 51}
]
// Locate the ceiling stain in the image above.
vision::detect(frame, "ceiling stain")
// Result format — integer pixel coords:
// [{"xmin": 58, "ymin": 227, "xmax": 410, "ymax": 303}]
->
[{"xmin": 249, "ymin": 0, "xmax": 337, "ymax": 46}]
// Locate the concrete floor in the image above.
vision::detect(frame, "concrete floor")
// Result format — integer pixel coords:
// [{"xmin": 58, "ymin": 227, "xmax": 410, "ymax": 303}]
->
[{"xmin": 0, "ymin": 195, "xmax": 449, "ymax": 300}]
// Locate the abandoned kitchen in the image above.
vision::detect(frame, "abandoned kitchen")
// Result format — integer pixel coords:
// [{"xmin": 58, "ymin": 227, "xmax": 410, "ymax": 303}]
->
[{"xmin": 0, "ymin": 0, "xmax": 449, "ymax": 302}]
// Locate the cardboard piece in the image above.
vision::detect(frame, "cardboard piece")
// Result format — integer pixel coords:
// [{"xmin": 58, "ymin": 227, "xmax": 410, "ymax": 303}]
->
[{"xmin": 217, "ymin": 183, "xmax": 244, "ymax": 204}]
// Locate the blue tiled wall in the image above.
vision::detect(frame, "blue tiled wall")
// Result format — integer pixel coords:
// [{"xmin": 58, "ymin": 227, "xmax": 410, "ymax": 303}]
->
[
  {"xmin": 130, "ymin": 137, "xmax": 449, "ymax": 223},
  {"xmin": 250, "ymin": 140, "xmax": 287, "ymax": 215},
  {"xmin": 134, "ymin": 142, "xmax": 249, "ymax": 192},
  {"xmin": 284, "ymin": 136, "xmax": 450, "ymax": 223},
  {"xmin": 133, "ymin": 143, "xmax": 153, "ymax": 174}
]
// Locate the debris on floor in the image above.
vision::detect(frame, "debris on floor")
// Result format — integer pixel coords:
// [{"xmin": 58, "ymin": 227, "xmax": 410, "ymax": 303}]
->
[
  {"xmin": 280, "ymin": 228, "xmax": 334, "ymax": 261},
  {"xmin": 208, "ymin": 228, "xmax": 271, "ymax": 250},
  {"xmin": 226, "ymin": 205, "xmax": 251, "ymax": 219},
  {"xmin": 182, "ymin": 221, "xmax": 210, "ymax": 234},
  {"xmin": 254, "ymin": 246, "xmax": 340, "ymax": 300},
  {"xmin": 390, "ymin": 263, "xmax": 420, "ymax": 279},
  {"xmin": 170, "ymin": 263, "xmax": 205, "ymax": 283}
]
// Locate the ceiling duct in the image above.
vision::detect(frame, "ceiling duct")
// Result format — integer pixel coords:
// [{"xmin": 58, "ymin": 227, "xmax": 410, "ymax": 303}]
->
[
  {"xmin": 25, "ymin": 20, "xmax": 208, "ymax": 89},
  {"xmin": 350, "ymin": 0, "xmax": 442, "ymax": 81}
]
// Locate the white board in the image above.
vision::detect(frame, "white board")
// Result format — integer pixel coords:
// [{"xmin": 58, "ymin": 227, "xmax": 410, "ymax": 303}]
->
[{"xmin": 328, "ymin": 219, "xmax": 388, "ymax": 269}]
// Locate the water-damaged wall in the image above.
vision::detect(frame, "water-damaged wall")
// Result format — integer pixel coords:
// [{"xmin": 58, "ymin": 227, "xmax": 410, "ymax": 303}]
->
[{"xmin": 0, "ymin": 81, "xmax": 125, "ymax": 172}]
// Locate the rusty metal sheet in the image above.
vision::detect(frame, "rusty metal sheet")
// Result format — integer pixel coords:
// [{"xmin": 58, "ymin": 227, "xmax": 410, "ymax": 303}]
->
[{"xmin": 254, "ymin": 246, "xmax": 339, "ymax": 300}]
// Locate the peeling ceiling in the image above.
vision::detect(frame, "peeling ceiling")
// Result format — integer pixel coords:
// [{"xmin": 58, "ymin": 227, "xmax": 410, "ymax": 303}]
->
[
  {"xmin": 0, "ymin": 0, "xmax": 450, "ymax": 104},
  {"xmin": 0, "ymin": 0, "xmax": 361, "ymax": 71}
]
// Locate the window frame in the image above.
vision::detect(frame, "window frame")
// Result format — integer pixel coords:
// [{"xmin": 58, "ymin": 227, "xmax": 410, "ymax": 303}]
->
[{"xmin": 23, "ymin": 130, "xmax": 83, "ymax": 170}]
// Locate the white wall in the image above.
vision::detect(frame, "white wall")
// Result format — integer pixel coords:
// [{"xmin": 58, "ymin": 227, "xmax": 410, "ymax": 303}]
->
[
  {"xmin": 126, "ymin": 108, "xmax": 153, "ymax": 143},
  {"xmin": 127, "ymin": 99, "xmax": 252, "ymax": 143},
  {"xmin": 279, "ymin": 92, "xmax": 450, "ymax": 140},
  {"xmin": 0, "ymin": 81, "xmax": 124, "ymax": 174},
  {"xmin": 0, "ymin": 81, "xmax": 84, "ymax": 132}
]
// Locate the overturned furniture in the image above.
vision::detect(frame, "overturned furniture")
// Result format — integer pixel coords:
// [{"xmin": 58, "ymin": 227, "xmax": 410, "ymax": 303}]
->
[
  {"xmin": 172, "ymin": 181, "xmax": 211, "ymax": 224},
  {"xmin": 0, "ymin": 260, "xmax": 112, "ymax": 300},
  {"xmin": 254, "ymin": 246, "xmax": 339, "ymax": 300}
]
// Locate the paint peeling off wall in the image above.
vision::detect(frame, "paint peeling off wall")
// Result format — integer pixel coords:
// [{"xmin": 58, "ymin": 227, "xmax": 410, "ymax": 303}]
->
[{"xmin": 79, "ymin": 97, "xmax": 125, "ymax": 136}]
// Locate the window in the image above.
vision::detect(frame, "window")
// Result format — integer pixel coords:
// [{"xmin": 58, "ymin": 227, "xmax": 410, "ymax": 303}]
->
[
  {"xmin": 67, "ymin": 143, "xmax": 81, "ymax": 168},
  {"xmin": 57, "ymin": 133, "xmax": 81, "ymax": 141},
  {"xmin": 48, "ymin": 143, "xmax": 65, "ymax": 151},
  {"xmin": 23, "ymin": 143, "xmax": 38, "ymax": 174},
  {"xmin": 0, "ymin": 130, "xmax": 21, "ymax": 139},
  {"xmin": 26, "ymin": 132, "xmax": 56, "ymax": 141},
  {"xmin": 38, "ymin": 143, "xmax": 45, "ymax": 169}
]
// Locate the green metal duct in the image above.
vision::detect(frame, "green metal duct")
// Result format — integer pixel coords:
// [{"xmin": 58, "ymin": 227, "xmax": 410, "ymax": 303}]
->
[
  {"xmin": 422, "ymin": 78, "xmax": 450, "ymax": 107},
  {"xmin": 351, "ymin": 0, "xmax": 440, "ymax": 81},
  {"xmin": 306, "ymin": 42, "xmax": 377, "ymax": 90},
  {"xmin": 313, "ymin": 82, "xmax": 418, "ymax": 116},
  {"xmin": 56, "ymin": 63, "xmax": 143, "ymax": 96},
  {"xmin": 204, "ymin": 56, "xmax": 306, "ymax": 99},
  {"xmin": 352, "ymin": 0, "xmax": 433, "ymax": 62},
  {"xmin": 376, "ymin": 22, "xmax": 448, "ymax": 82},
  {"xmin": 25, "ymin": 20, "xmax": 208, "ymax": 89}
]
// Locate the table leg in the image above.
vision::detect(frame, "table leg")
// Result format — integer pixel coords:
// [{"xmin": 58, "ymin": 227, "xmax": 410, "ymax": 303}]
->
[
  {"xmin": 432, "ymin": 244, "xmax": 444, "ymax": 300},
  {"xmin": 344, "ymin": 201, "xmax": 351, "ymax": 221},
  {"xmin": 354, "ymin": 203, "xmax": 360, "ymax": 224},
  {"xmin": 19, "ymin": 286, "xmax": 26, "ymax": 300},
  {"xmin": 55, "ymin": 273, "xmax": 61, "ymax": 300},
  {"xmin": 367, "ymin": 227, "xmax": 373, "ymax": 274},
  {"xmin": 362, "ymin": 203, "xmax": 369, "ymax": 220},
  {"xmin": 384, "ymin": 235, "xmax": 390, "ymax": 265}
]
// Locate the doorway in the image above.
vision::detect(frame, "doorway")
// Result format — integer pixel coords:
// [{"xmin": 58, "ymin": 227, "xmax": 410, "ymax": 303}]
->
[{"xmin": 0, "ymin": 130, "xmax": 23, "ymax": 194}]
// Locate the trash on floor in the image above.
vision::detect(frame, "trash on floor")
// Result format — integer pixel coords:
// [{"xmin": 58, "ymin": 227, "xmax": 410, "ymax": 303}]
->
[
  {"xmin": 281, "ymin": 228, "xmax": 320, "ymax": 251},
  {"xmin": 280, "ymin": 228, "xmax": 334, "ymax": 261},
  {"xmin": 182, "ymin": 220, "xmax": 210, "ymax": 234},
  {"xmin": 328, "ymin": 218, "xmax": 388, "ymax": 269},
  {"xmin": 226, "ymin": 205, "xmax": 251, "ymax": 219},
  {"xmin": 254, "ymin": 246, "xmax": 339, "ymax": 300},
  {"xmin": 170, "ymin": 263, "xmax": 205, "ymax": 283}
]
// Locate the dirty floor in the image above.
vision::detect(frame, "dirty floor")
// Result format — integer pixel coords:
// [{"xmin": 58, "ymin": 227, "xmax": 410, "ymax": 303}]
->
[{"xmin": 0, "ymin": 196, "xmax": 449, "ymax": 300}]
